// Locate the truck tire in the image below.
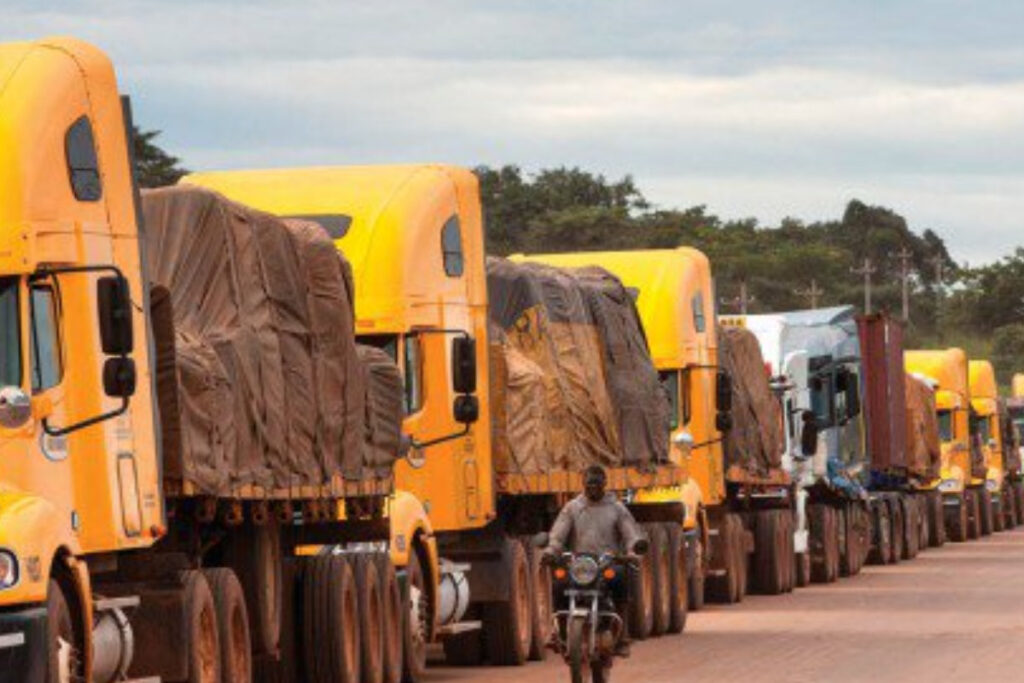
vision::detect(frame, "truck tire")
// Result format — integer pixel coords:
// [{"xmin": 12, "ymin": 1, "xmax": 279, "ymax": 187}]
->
[
  {"xmin": 979, "ymin": 488, "xmax": 994, "ymax": 536},
  {"xmin": 46, "ymin": 578, "xmax": 85, "ymax": 683},
  {"xmin": 523, "ymin": 538, "xmax": 552, "ymax": 660},
  {"xmin": 946, "ymin": 493, "xmax": 969, "ymax": 542},
  {"xmin": 966, "ymin": 489, "xmax": 981, "ymax": 540},
  {"xmin": 401, "ymin": 550, "xmax": 429, "ymax": 682},
  {"xmin": 809, "ymin": 504, "xmax": 838, "ymax": 582},
  {"xmin": 916, "ymin": 495, "xmax": 931, "ymax": 552},
  {"xmin": 181, "ymin": 570, "xmax": 222, "ymax": 683},
  {"xmin": 688, "ymin": 532, "xmax": 706, "ymax": 611},
  {"xmin": 202, "ymin": 568, "xmax": 253, "ymax": 683},
  {"xmin": 226, "ymin": 522, "xmax": 283, "ymax": 657},
  {"xmin": 483, "ymin": 538, "xmax": 532, "ymax": 665},
  {"xmin": 779, "ymin": 510, "xmax": 795, "ymax": 592},
  {"xmin": 254, "ymin": 558, "xmax": 298, "ymax": 683},
  {"xmin": 928, "ymin": 491, "xmax": 947, "ymax": 547},
  {"xmin": 752, "ymin": 509, "xmax": 784, "ymax": 594},
  {"xmin": 733, "ymin": 514, "xmax": 749, "ymax": 600},
  {"xmin": 1014, "ymin": 480, "xmax": 1024, "ymax": 525},
  {"xmin": 354, "ymin": 555, "xmax": 385, "ymax": 683},
  {"xmin": 629, "ymin": 541, "xmax": 655, "ymax": 638},
  {"xmin": 645, "ymin": 523, "xmax": 671, "ymax": 636},
  {"xmin": 993, "ymin": 492, "xmax": 1006, "ymax": 532},
  {"xmin": 663, "ymin": 523, "xmax": 689, "ymax": 634},
  {"xmin": 840, "ymin": 504, "xmax": 858, "ymax": 576},
  {"xmin": 888, "ymin": 498, "xmax": 904, "ymax": 563},
  {"xmin": 1003, "ymin": 488, "xmax": 1018, "ymax": 529},
  {"xmin": 708, "ymin": 514, "xmax": 743, "ymax": 603},
  {"xmin": 302, "ymin": 555, "xmax": 361, "ymax": 683},
  {"xmin": 868, "ymin": 500, "xmax": 891, "ymax": 565},
  {"xmin": 903, "ymin": 496, "xmax": 919, "ymax": 560},
  {"xmin": 374, "ymin": 555, "xmax": 403, "ymax": 683}
]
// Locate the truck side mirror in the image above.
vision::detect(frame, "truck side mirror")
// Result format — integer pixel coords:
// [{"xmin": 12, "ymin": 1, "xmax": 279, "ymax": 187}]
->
[
  {"xmin": 452, "ymin": 336, "xmax": 477, "ymax": 395},
  {"xmin": 716, "ymin": 370, "xmax": 733, "ymax": 414},
  {"xmin": 453, "ymin": 394, "xmax": 479, "ymax": 424},
  {"xmin": 103, "ymin": 358, "xmax": 137, "ymax": 398},
  {"xmin": 98, "ymin": 276, "xmax": 133, "ymax": 355},
  {"xmin": 800, "ymin": 410, "xmax": 819, "ymax": 456}
]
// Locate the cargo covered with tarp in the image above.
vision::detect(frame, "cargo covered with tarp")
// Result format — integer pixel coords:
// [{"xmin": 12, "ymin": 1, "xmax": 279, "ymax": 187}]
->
[
  {"xmin": 718, "ymin": 325, "xmax": 785, "ymax": 476},
  {"xmin": 1000, "ymin": 399, "xmax": 1022, "ymax": 474},
  {"xmin": 857, "ymin": 314, "xmax": 909, "ymax": 472},
  {"xmin": 143, "ymin": 185, "xmax": 401, "ymax": 495},
  {"xmin": 486, "ymin": 257, "xmax": 668, "ymax": 476},
  {"xmin": 905, "ymin": 374, "xmax": 941, "ymax": 480}
]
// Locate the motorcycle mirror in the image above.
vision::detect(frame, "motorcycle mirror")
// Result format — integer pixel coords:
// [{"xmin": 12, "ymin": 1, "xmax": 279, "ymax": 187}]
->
[
  {"xmin": 632, "ymin": 537, "xmax": 650, "ymax": 556},
  {"xmin": 532, "ymin": 532, "xmax": 550, "ymax": 548}
]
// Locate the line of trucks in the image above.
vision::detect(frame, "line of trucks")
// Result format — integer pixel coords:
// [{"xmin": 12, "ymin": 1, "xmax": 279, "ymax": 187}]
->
[{"xmin": 0, "ymin": 37, "xmax": 1022, "ymax": 683}]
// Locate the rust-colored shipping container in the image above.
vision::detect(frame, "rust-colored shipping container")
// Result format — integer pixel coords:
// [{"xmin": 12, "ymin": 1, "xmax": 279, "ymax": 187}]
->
[{"xmin": 857, "ymin": 314, "xmax": 909, "ymax": 472}]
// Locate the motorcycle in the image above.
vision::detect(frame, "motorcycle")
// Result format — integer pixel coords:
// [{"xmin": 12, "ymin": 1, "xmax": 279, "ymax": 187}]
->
[{"xmin": 536, "ymin": 535, "xmax": 648, "ymax": 683}]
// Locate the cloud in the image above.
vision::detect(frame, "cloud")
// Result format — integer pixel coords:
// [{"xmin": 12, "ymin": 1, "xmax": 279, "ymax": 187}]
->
[{"xmin": 3, "ymin": 1, "xmax": 1023, "ymax": 263}]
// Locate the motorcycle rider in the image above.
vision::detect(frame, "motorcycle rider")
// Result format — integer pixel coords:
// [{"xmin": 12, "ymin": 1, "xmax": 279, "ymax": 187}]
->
[{"xmin": 542, "ymin": 464, "xmax": 648, "ymax": 655}]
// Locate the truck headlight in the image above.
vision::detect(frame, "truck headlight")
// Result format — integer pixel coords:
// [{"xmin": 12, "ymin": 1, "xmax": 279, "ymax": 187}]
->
[
  {"xmin": 0, "ymin": 551, "xmax": 17, "ymax": 589},
  {"xmin": 569, "ymin": 556, "xmax": 600, "ymax": 586},
  {"xmin": 986, "ymin": 479, "xmax": 1000, "ymax": 493},
  {"xmin": 938, "ymin": 479, "xmax": 960, "ymax": 493}
]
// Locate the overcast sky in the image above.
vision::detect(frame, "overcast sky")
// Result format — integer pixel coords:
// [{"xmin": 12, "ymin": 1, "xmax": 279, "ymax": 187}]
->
[{"xmin": 6, "ymin": 1, "xmax": 1024, "ymax": 264}]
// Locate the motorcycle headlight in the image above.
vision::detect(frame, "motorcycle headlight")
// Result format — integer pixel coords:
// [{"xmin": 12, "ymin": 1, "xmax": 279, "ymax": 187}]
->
[
  {"xmin": 569, "ymin": 556, "xmax": 600, "ymax": 586},
  {"xmin": 0, "ymin": 551, "xmax": 18, "ymax": 590},
  {"xmin": 938, "ymin": 478, "xmax": 960, "ymax": 493}
]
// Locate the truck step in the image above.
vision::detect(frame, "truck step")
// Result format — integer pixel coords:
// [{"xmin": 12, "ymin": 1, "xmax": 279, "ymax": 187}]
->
[{"xmin": 437, "ymin": 620, "xmax": 482, "ymax": 636}]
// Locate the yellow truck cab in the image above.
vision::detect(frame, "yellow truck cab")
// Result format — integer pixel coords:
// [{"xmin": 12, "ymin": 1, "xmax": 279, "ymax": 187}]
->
[
  {"xmin": 970, "ymin": 360, "xmax": 1009, "ymax": 532},
  {"xmin": 519, "ymin": 248, "xmax": 797, "ymax": 605},
  {"xmin": 905, "ymin": 349, "xmax": 978, "ymax": 541},
  {"xmin": 187, "ymin": 165, "xmax": 696, "ymax": 666}
]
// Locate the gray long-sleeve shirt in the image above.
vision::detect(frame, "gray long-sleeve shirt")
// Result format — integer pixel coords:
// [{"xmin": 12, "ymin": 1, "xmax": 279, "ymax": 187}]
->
[{"xmin": 548, "ymin": 493, "xmax": 644, "ymax": 556}]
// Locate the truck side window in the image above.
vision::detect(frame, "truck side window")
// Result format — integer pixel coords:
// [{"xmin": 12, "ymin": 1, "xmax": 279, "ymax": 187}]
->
[
  {"xmin": 30, "ymin": 286, "xmax": 64, "ymax": 392},
  {"xmin": 691, "ymin": 291, "xmax": 706, "ymax": 333},
  {"xmin": 659, "ymin": 370, "xmax": 680, "ymax": 431},
  {"xmin": 0, "ymin": 278, "xmax": 20, "ymax": 386},
  {"xmin": 404, "ymin": 334, "xmax": 423, "ymax": 415},
  {"xmin": 441, "ymin": 216, "xmax": 464, "ymax": 277},
  {"xmin": 66, "ymin": 116, "xmax": 102, "ymax": 202},
  {"xmin": 937, "ymin": 410, "xmax": 954, "ymax": 442}
]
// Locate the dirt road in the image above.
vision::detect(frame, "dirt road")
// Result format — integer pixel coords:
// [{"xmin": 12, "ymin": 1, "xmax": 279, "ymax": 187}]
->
[{"xmin": 428, "ymin": 529, "xmax": 1024, "ymax": 682}]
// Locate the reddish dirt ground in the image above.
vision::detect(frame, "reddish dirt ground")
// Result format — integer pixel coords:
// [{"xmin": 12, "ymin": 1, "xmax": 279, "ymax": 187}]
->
[{"xmin": 426, "ymin": 528, "xmax": 1024, "ymax": 682}]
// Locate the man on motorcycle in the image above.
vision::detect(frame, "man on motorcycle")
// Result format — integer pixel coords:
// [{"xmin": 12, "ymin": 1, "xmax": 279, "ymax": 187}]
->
[{"xmin": 542, "ymin": 464, "xmax": 648, "ymax": 655}]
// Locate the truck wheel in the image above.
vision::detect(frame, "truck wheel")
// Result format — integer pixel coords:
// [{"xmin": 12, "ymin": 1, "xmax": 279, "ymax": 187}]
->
[
  {"xmin": 523, "ymin": 538, "xmax": 552, "ymax": 661},
  {"xmin": 928, "ymin": 491, "xmax": 947, "ymax": 546},
  {"xmin": 302, "ymin": 555, "xmax": 361, "ymax": 683},
  {"xmin": 1003, "ymin": 488, "xmax": 1018, "ymax": 529},
  {"xmin": 645, "ymin": 523, "xmax": 671, "ymax": 636},
  {"xmin": 752, "ymin": 510, "xmax": 784, "ymax": 594},
  {"xmin": 966, "ymin": 489, "xmax": 981, "ymax": 540},
  {"xmin": 916, "ymin": 495, "xmax": 931, "ymax": 552},
  {"xmin": 1014, "ymin": 480, "xmax": 1024, "ymax": 524},
  {"xmin": 354, "ymin": 555, "xmax": 385, "ymax": 683},
  {"xmin": 202, "ymin": 568, "xmax": 253, "ymax": 683},
  {"xmin": 374, "ymin": 555, "xmax": 402, "ymax": 683},
  {"xmin": 401, "ymin": 550, "xmax": 429, "ymax": 682},
  {"xmin": 840, "ymin": 504, "xmax": 857, "ymax": 576},
  {"xmin": 778, "ymin": 510, "xmax": 794, "ymax": 592},
  {"xmin": 254, "ymin": 558, "xmax": 298, "ymax": 683},
  {"xmin": 979, "ymin": 488, "xmax": 993, "ymax": 536},
  {"xmin": 707, "ymin": 514, "xmax": 742, "ymax": 603},
  {"xmin": 483, "ymin": 538, "xmax": 532, "ymax": 665},
  {"xmin": 688, "ymin": 533, "xmax": 706, "ymax": 611},
  {"xmin": 181, "ymin": 570, "xmax": 222, "ymax": 683},
  {"xmin": 868, "ymin": 501, "xmax": 890, "ymax": 565},
  {"xmin": 809, "ymin": 504, "xmax": 838, "ymax": 582},
  {"xmin": 45, "ymin": 578, "xmax": 85, "ymax": 683},
  {"xmin": 733, "ymin": 514, "xmax": 749, "ymax": 600},
  {"xmin": 946, "ymin": 494, "xmax": 968, "ymax": 542},
  {"xmin": 628, "ymin": 540, "xmax": 655, "ymax": 637},
  {"xmin": 227, "ymin": 522, "xmax": 283, "ymax": 657},
  {"xmin": 993, "ymin": 493, "xmax": 1006, "ymax": 532},
  {"xmin": 888, "ymin": 499, "xmax": 904, "ymax": 563},
  {"xmin": 663, "ymin": 523, "xmax": 689, "ymax": 634},
  {"xmin": 901, "ymin": 496, "xmax": 919, "ymax": 560}
]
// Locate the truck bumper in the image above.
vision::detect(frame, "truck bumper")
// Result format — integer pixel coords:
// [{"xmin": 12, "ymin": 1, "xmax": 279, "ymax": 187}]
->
[{"xmin": 0, "ymin": 605, "xmax": 47, "ymax": 683}]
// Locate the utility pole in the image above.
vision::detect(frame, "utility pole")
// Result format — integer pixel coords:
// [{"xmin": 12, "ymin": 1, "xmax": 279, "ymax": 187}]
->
[
  {"xmin": 931, "ymin": 254, "xmax": 945, "ymax": 342},
  {"xmin": 851, "ymin": 258, "xmax": 877, "ymax": 314},
  {"xmin": 897, "ymin": 247, "xmax": 913, "ymax": 322},
  {"xmin": 720, "ymin": 279, "xmax": 755, "ymax": 315},
  {"xmin": 794, "ymin": 279, "xmax": 824, "ymax": 309}
]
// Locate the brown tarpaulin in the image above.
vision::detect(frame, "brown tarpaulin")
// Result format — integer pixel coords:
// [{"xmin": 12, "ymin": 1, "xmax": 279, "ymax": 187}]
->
[
  {"xmin": 357, "ymin": 344, "xmax": 405, "ymax": 475},
  {"xmin": 905, "ymin": 374, "xmax": 940, "ymax": 480},
  {"xmin": 143, "ymin": 186, "xmax": 399, "ymax": 494},
  {"xmin": 718, "ymin": 325, "xmax": 785, "ymax": 476},
  {"xmin": 486, "ymin": 258, "xmax": 668, "ymax": 474}
]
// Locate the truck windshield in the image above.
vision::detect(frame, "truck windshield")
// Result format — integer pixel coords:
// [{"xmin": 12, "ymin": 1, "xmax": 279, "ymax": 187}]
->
[
  {"xmin": 0, "ymin": 278, "xmax": 19, "ymax": 386},
  {"xmin": 937, "ymin": 410, "xmax": 954, "ymax": 442}
]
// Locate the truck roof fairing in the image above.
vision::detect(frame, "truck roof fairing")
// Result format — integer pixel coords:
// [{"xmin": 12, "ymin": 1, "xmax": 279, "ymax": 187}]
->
[
  {"xmin": 969, "ymin": 360, "xmax": 998, "ymax": 416},
  {"xmin": 905, "ymin": 348, "xmax": 969, "ymax": 406}
]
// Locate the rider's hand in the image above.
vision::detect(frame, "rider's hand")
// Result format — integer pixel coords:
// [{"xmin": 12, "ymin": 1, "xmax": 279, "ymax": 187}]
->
[{"xmin": 540, "ymin": 548, "xmax": 557, "ymax": 566}]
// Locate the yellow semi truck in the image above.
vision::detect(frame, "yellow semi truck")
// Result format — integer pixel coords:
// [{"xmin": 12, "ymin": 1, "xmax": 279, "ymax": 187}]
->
[
  {"xmin": 0, "ymin": 38, "xmax": 408, "ymax": 683},
  {"xmin": 187, "ymin": 165, "xmax": 698, "ymax": 670},
  {"xmin": 904, "ymin": 349, "xmax": 981, "ymax": 541},
  {"xmin": 968, "ymin": 360, "xmax": 1010, "ymax": 533},
  {"xmin": 517, "ymin": 249, "xmax": 797, "ymax": 603}
]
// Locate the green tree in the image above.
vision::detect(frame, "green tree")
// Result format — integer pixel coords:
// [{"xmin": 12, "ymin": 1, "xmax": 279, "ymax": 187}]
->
[
  {"xmin": 991, "ymin": 324, "xmax": 1024, "ymax": 386},
  {"xmin": 132, "ymin": 127, "xmax": 187, "ymax": 188}
]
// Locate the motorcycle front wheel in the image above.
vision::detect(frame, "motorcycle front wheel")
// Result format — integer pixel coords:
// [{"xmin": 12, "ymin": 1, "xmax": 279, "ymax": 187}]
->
[{"xmin": 568, "ymin": 617, "xmax": 612, "ymax": 683}]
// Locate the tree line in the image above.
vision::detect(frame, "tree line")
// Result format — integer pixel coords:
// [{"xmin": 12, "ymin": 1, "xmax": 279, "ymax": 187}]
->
[{"xmin": 132, "ymin": 131, "xmax": 1024, "ymax": 387}]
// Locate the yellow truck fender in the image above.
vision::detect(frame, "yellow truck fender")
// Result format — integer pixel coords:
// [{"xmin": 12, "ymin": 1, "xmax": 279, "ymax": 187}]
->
[
  {"xmin": 388, "ymin": 490, "xmax": 439, "ymax": 575},
  {"xmin": 0, "ymin": 488, "xmax": 78, "ymax": 604}
]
